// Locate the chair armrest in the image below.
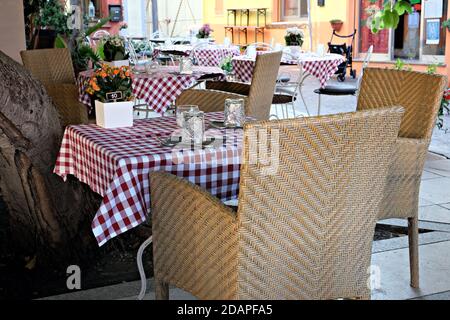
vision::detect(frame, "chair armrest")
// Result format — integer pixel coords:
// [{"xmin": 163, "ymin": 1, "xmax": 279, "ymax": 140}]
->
[
  {"xmin": 45, "ymin": 84, "xmax": 89, "ymax": 126},
  {"xmin": 379, "ymin": 137, "xmax": 429, "ymax": 220},
  {"xmin": 390, "ymin": 137, "xmax": 429, "ymax": 177},
  {"xmin": 176, "ymin": 89, "xmax": 248, "ymax": 113},
  {"xmin": 150, "ymin": 172, "xmax": 238, "ymax": 299},
  {"xmin": 205, "ymin": 81, "xmax": 251, "ymax": 96}
]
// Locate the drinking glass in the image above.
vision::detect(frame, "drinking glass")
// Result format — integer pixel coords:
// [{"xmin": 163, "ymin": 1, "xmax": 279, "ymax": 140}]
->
[{"xmin": 176, "ymin": 105, "xmax": 199, "ymax": 127}]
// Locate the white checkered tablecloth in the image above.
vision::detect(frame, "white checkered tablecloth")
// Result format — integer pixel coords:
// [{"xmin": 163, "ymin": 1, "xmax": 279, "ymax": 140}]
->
[
  {"xmin": 153, "ymin": 45, "xmax": 240, "ymax": 67},
  {"xmin": 78, "ymin": 66, "xmax": 224, "ymax": 114},
  {"xmin": 233, "ymin": 53, "xmax": 345, "ymax": 88},
  {"xmin": 54, "ymin": 112, "xmax": 244, "ymax": 246}
]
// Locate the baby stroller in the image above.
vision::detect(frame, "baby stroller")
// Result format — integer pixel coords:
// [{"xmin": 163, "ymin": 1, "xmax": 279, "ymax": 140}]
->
[{"xmin": 328, "ymin": 29, "xmax": 357, "ymax": 82}]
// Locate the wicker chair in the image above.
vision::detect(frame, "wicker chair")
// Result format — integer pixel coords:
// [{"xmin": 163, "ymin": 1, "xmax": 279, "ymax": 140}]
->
[
  {"xmin": 357, "ymin": 68, "xmax": 448, "ymax": 288},
  {"xmin": 20, "ymin": 48, "xmax": 88, "ymax": 126},
  {"xmin": 177, "ymin": 51, "xmax": 283, "ymax": 120},
  {"xmin": 150, "ymin": 107, "xmax": 404, "ymax": 300}
]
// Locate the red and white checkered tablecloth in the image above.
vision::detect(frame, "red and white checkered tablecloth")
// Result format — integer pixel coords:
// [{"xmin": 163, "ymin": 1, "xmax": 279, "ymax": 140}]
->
[
  {"xmin": 54, "ymin": 112, "xmax": 244, "ymax": 246},
  {"xmin": 232, "ymin": 53, "xmax": 345, "ymax": 88},
  {"xmin": 153, "ymin": 45, "xmax": 240, "ymax": 67},
  {"xmin": 78, "ymin": 66, "xmax": 225, "ymax": 115}
]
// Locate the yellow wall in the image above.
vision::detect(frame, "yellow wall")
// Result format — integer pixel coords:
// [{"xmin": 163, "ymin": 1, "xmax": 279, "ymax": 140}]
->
[
  {"xmin": 204, "ymin": 0, "xmax": 355, "ymax": 51},
  {"xmin": 204, "ymin": 0, "xmax": 449, "ymax": 79}
]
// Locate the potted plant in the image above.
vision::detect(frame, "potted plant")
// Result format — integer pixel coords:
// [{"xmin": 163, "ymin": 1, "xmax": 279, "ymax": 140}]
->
[
  {"xmin": 31, "ymin": 0, "xmax": 72, "ymax": 49},
  {"xmin": 284, "ymin": 27, "xmax": 304, "ymax": 57},
  {"xmin": 86, "ymin": 65, "xmax": 134, "ymax": 128},
  {"xmin": 330, "ymin": 19, "xmax": 344, "ymax": 32},
  {"xmin": 220, "ymin": 56, "xmax": 234, "ymax": 80},
  {"xmin": 196, "ymin": 24, "xmax": 213, "ymax": 43},
  {"xmin": 101, "ymin": 35, "xmax": 130, "ymax": 67}
]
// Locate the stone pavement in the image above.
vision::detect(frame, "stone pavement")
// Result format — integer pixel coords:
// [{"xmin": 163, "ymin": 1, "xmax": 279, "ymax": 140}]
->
[{"xmin": 42, "ymin": 74, "xmax": 450, "ymax": 300}]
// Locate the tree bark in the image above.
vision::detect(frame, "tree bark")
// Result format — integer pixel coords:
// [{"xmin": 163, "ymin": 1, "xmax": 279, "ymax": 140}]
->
[{"xmin": 0, "ymin": 51, "xmax": 102, "ymax": 264}]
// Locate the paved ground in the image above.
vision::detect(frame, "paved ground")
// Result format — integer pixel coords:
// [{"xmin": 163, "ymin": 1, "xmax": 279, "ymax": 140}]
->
[{"xmin": 42, "ymin": 74, "xmax": 450, "ymax": 300}]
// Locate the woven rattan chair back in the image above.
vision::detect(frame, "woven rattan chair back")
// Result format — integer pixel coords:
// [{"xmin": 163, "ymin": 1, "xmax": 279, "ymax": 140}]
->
[
  {"xmin": 357, "ymin": 68, "xmax": 447, "ymax": 140},
  {"xmin": 236, "ymin": 107, "xmax": 404, "ymax": 299},
  {"xmin": 247, "ymin": 51, "xmax": 282, "ymax": 120},
  {"xmin": 20, "ymin": 48, "xmax": 76, "ymax": 85}
]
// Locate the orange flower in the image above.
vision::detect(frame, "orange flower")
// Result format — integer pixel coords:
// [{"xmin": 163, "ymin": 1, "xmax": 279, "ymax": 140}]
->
[
  {"xmin": 113, "ymin": 69, "xmax": 120, "ymax": 75},
  {"xmin": 125, "ymin": 70, "xmax": 130, "ymax": 77},
  {"xmin": 92, "ymin": 82, "xmax": 100, "ymax": 91},
  {"xmin": 100, "ymin": 72, "xmax": 107, "ymax": 78}
]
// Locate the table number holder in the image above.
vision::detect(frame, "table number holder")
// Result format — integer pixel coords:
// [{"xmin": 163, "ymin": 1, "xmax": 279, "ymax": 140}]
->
[
  {"xmin": 179, "ymin": 56, "xmax": 193, "ymax": 75},
  {"xmin": 224, "ymin": 98, "xmax": 246, "ymax": 128},
  {"xmin": 181, "ymin": 110, "xmax": 205, "ymax": 145}
]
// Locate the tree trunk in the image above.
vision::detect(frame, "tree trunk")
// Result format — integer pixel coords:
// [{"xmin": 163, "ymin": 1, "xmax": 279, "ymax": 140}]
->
[{"xmin": 0, "ymin": 51, "xmax": 102, "ymax": 264}]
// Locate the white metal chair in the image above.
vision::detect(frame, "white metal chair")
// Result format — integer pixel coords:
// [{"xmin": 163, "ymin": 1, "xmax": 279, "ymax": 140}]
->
[
  {"xmin": 314, "ymin": 45, "xmax": 373, "ymax": 115},
  {"xmin": 244, "ymin": 42, "xmax": 273, "ymax": 56},
  {"xmin": 271, "ymin": 52, "xmax": 311, "ymax": 119}
]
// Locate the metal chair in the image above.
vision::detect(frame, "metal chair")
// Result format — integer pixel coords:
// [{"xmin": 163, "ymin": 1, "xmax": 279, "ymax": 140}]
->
[
  {"xmin": 271, "ymin": 52, "xmax": 311, "ymax": 119},
  {"xmin": 244, "ymin": 42, "xmax": 273, "ymax": 56},
  {"xmin": 150, "ymin": 107, "xmax": 404, "ymax": 300},
  {"xmin": 314, "ymin": 45, "xmax": 373, "ymax": 115}
]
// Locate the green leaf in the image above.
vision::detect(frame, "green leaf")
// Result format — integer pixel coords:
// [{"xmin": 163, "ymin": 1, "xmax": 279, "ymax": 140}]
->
[
  {"xmin": 54, "ymin": 34, "xmax": 67, "ymax": 48},
  {"xmin": 85, "ymin": 16, "xmax": 111, "ymax": 37}
]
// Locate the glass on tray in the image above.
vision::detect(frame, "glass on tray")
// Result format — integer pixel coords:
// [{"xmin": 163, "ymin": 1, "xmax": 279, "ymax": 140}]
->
[{"xmin": 176, "ymin": 105, "xmax": 199, "ymax": 127}]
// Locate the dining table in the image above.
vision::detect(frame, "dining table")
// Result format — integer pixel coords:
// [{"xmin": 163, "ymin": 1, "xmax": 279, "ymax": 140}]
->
[
  {"xmin": 54, "ymin": 112, "xmax": 245, "ymax": 246},
  {"xmin": 78, "ymin": 65, "xmax": 225, "ymax": 115},
  {"xmin": 232, "ymin": 52, "xmax": 345, "ymax": 87},
  {"xmin": 152, "ymin": 44, "xmax": 241, "ymax": 67}
]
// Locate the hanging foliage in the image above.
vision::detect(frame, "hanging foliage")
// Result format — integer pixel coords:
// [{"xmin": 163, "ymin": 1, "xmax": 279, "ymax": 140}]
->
[{"xmin": 369, "ymin": 0, "xmax": 414, "ymax": 33}]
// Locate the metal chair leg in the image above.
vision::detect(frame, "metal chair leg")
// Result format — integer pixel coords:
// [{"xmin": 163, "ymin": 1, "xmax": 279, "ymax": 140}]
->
[
  {"xmin": 317, "ymin": 93, "xmax": 322, "ymax": 116},
  {"xmin": 137, "ymin": 235, "xmax": 153, "ymax": 300},
  {"xmin": 291, "ymin": 102, "xmax": 296, "ymax": 118}
]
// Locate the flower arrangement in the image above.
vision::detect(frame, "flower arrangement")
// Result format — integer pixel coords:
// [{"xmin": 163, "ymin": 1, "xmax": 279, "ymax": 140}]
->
[
  {"xmin": 197, "ymin": 24, "xmax": 213, "ymax": 39},
  {"xmin": 86, "ymin": 65, "xmax": 133, "ymax": 103},
  {"xmin": 101, "ymin": 35, "xmax": 129, "ymax": 62},
  {"xmin": 284, "ymin": 27, "xmax": 304, "ymax": 47}
]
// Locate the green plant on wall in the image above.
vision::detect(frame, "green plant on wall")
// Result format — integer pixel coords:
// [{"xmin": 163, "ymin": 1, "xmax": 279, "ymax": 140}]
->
[
  {"xmin": 55, "ymin": 16, "xmax": 111, "ymax": 74},
  {"xmin": 35, "ymin": 0, "xmax": 72, "ymax": 36},
  {"xmin": 368, "ymin": 0, "xmax": 414, "ymax": 33}
]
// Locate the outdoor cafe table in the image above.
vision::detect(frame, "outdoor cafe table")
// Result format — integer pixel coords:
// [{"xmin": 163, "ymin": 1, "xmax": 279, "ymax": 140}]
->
[
  {"xmin": 53, "ymin": 112, "xmax": 243, "ymax": 246},
  {"xmin": 152, "ymin": 44, "xmax": 240, "ymax": 67},
  {"xmin": 78, "ymin": 66, "xmax": 224, "ymax": 114},
  {"xmin": 232, "ymin": 52, "xmax": 345, "ymax": 88}
]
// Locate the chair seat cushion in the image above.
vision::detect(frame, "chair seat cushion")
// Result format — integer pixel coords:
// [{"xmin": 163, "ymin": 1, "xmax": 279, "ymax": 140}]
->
[
  {"xmin": 314, "ymin": 84, "xmax": 357, "ymax": 96},
  {"xmin": 272, "ymin": 94, "xmax": 294, "ymax": 104}
]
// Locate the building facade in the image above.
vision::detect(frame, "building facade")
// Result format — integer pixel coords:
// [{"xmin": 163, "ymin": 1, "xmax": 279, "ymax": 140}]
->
[{"xmin": 204, "ymin": 0, "xmax": 450, "ymax": 78}]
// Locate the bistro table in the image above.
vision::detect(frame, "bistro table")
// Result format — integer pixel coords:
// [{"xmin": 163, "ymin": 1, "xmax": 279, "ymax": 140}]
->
[
  {"xmin": 78, "ymin": 66, "xmax": 224, "ymax": 114},
  {"xmin": 54, "ymin": 112, "xmax": 244, "ymax": 246},
  {"xmin": 153, "ymin": 44, "xmax": 240, "ymax": 67},
  {"xmin": 233, "ymin": 52, "xmax": 345, "ymax": 87}
]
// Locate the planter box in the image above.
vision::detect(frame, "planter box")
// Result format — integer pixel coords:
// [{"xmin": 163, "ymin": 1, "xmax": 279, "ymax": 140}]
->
[
  {"xmin": 95, "ymin": 100, "xmax": 134, "ymax": 129},
  {"xmin": 331, "ymin": 22, "xmax": 344, "ymax": 32},
  {"xmin": 103, "ymin": 60, "xmax": 130, "ymax": 68},
  {"xmin": 286, "ymin": 45, "xmax": 302, "ymax": 58}
]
